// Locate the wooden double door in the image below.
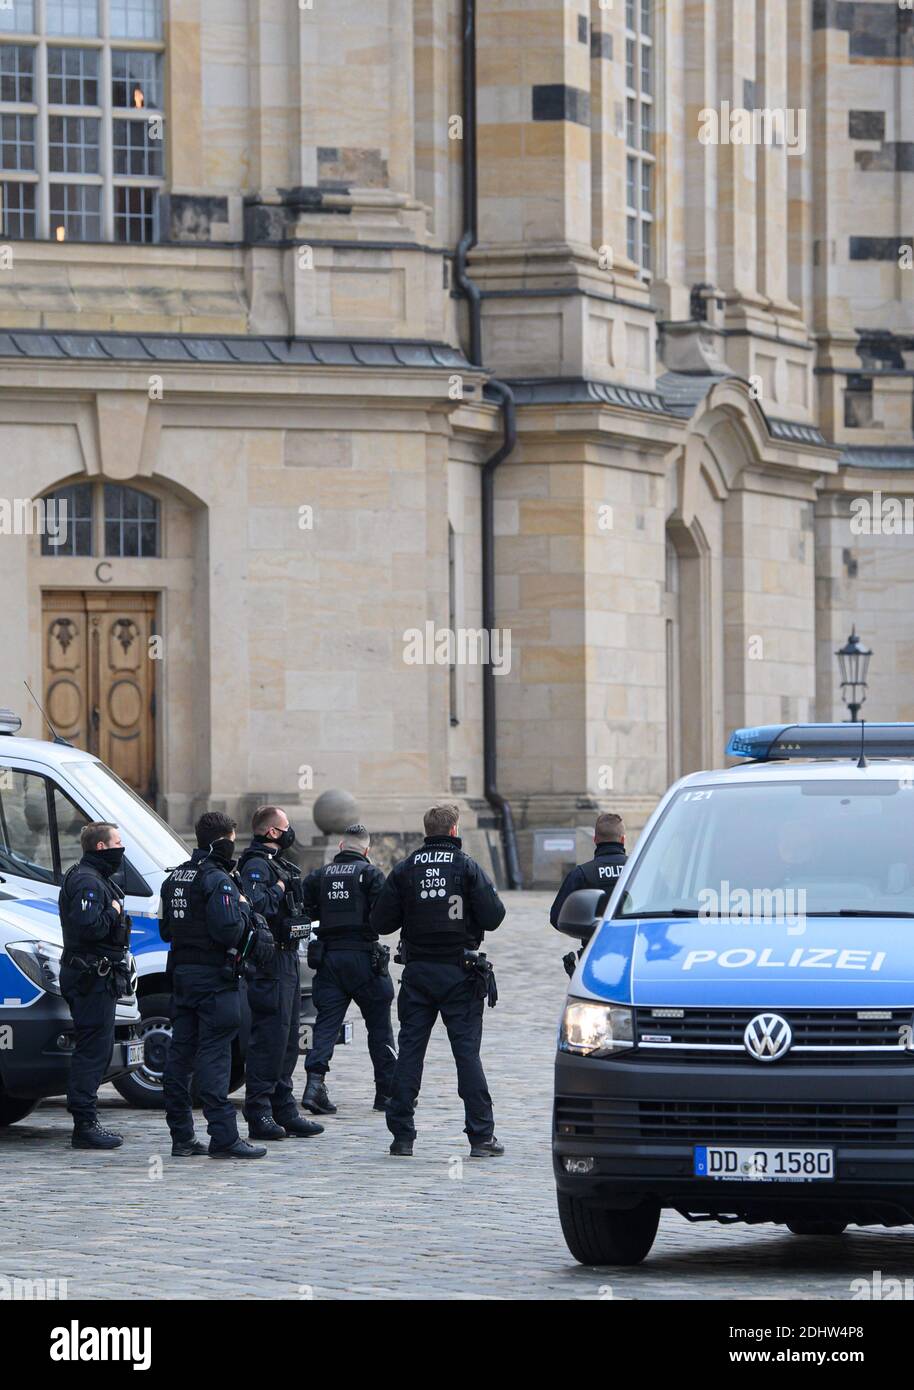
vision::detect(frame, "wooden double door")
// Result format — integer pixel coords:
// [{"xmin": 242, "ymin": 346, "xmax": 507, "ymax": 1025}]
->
[{"xmin": 42, "ymin": 590, "xmax": 157, "ymax": 803}]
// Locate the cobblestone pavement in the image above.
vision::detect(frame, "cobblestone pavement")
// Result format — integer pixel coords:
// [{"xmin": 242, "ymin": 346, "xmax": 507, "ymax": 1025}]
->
[{"xmin": 2, "ymin": 892, "xmax": 914, "ymax": 1300}]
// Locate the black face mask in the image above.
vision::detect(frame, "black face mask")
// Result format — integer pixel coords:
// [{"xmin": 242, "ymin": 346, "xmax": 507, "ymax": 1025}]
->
[
  {"xmin": 274, "ymin": 826, "xmax": 295, "ymax": 852},
  {"xmin": 97, "ymin": 846, "xmax": 126, "ymax": 874},
  {"xmin": 210, "ymin": 838, "xmax": 237, "ymax": 867}
]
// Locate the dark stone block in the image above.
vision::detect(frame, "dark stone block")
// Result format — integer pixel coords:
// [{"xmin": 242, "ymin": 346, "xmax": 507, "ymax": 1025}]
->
[
  {"xmin": 848, "ymin": 109, "xmax": 885, "ymax": 141},
  {"xmin": 813, "ymin": 1, "xmax": 914, "ymax": 60},
  {"xmin": 855, "ymin": 142, "xmax": 914, "ymax": 171},
  {"xmin": 165, "ymin": 194, "xmax": 229, "ymax": 242},
  {"xmin": 317, "ymin": 146, "xmax": 388, "ymax": 189},
  {"xmin": 590, "ymin": 28, "xmax": 612, "ymax": 60},
  {"xmin": 532, "ymin": 83, "xmax": 591, "ymax": 126},
  {"xmin": 743, "ymin": 78, "xmax": 758, "ymax": 111},
  {"xmin": 578, "ymin": 13, "xmax": 588, "ymax": 44}
]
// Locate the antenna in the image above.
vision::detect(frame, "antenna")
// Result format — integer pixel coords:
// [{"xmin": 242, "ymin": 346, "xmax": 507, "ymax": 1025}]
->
[
  {"xmin": 23, "ymin": 681, "xmax": 73, "ymax": 747},
  {"xmin": 856, "ymin": 718, "xmax": 867, "ymax": 770}
]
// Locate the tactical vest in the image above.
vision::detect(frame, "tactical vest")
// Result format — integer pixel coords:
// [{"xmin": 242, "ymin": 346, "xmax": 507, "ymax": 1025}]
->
[
  {"xmin": 161, "ymin": 858, "xmax": 225, "ymax": 966},
  {"xmin": 318, "ymin": 859, "xmax": 371, "ymax": 940},
  {"xmin": 579, "ymin": 848, "xmax": 627, "ymax": 890},
  {"xmin": 59, "ymin": 863, "xmax": 123, "ymax": 957},
  {"xmin": 402, "ymin": 845, "xmax": 467, "ymax": 952}
]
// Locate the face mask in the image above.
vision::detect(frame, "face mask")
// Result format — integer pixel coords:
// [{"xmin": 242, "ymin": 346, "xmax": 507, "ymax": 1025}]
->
[
  {"xmin": 274, "ymin": 826, "xmax": 295, "ymax": 852},
  {"xmin": 97, "ymin": 846, "xmax": 126, "ymax": 874},
  {"xmin": 210, "ymin": 837, "xmax": 237, "ymax": 866}
]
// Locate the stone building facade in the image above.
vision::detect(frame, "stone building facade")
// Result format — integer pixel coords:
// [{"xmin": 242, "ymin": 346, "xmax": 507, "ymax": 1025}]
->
[{"xmin": 0, "ymin": 0, "xmax": 910, "ymax": 882}]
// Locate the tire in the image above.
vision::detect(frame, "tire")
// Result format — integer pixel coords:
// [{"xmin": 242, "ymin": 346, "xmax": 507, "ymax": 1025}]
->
[
  {"xmin": 0, "ymin": 1094, "xmax": 38, "ymax": 1126},
  {"xmin": 558, "ymin": 1191, "xmax": 660, "ymax": 1266},
  {"xmin": 112, "ymin": 992, "xmax": 246, "ymax": 1108},
  {"xmin": 786, "ymin": 1220, "xmax": 847, "ymax": 1236}
]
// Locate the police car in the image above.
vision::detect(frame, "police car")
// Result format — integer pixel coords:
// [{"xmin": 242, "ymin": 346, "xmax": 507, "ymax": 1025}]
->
[
  {"xmin": 0, "ymin": 709, "xmax": 319, "ymax": 1108},
  {"xmin": 0, "ymin": 894, "xmax": 142, "ymax": 1126},
  {"xmin": 554, "ymin": 723, "xmax": 914, "ymax": 1265}
]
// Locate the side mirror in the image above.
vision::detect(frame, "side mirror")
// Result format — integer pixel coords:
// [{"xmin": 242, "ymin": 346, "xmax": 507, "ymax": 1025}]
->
[
  {"xmin": 113, "ymin": 859, "xmax": 153, "ymax": 898},
  {"xmin": 556, "ymin": 888, "xmax": 609, "ymax": 942}
]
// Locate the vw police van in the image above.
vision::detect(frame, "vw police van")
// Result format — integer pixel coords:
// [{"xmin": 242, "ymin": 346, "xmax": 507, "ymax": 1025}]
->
[
  {"xmin": 0, "ymin": 708, "xmax": 319, "ymax": 1107},
  {"xmin": 0, "ymin": 893, "xmax": 141, "ymax": 1126},
  {"xmin": 555, "ymin": 724, "xmax": 914, "ymax": 1265}
]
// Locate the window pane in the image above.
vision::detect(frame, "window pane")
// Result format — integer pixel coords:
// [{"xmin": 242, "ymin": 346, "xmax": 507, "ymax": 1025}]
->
[
  {"xmin": 110, "ymin": 0, "xmax": 163, "ymax": 41},
  {"xmin": 641, "ymin": 102, "xmax": 652, "ymax": 153},
  {"xmin": 0, "ymin": 1, "xmax": 35, "ymax": 35},
  {"xmin": 112, "ymin": 116, "xmax": 163, "ymax": 176},
  {"xmin": 49, "ymin": 183, "xmax": 101, "ymax": 241},
  {"xmin": 53, "ymin": 787, "xmax": 90, "ymax": 875},
  {"xmin": 104, "ymin": 484, "xmax": 160, "ymax": 557},
  {"xmin": 642, "ymin": 229, "xmax": 652, "ymax": 275},
  {"xmin": 641, "ymin": 0, "xmax": 651, "ymax": 36},
  {"xmin": 46, "ymin": 0, "xmax": 99, "ymax": 36},
  {"xmin": 49, "ymin": 115, "xmax": 100, "ymax": 173},
  {"xmin": 0, "ymin": 114, "xmax": 35, "ymax": 171},
  {"xmin": 0, "ymin": 180, "xmax": 36, "ymax": 238},
  {"xmin": 641, "ymin": 160, "xmax": 653, "ymax": 215},
  {"xmin": 626, "ymin": 155, "xmax": 636, "ymax": 209},
  {"xmin": 41, "ymin": 483, "xmax": 93, "ymax": 555},
  {"xmin": 626, "ymin": 96, "xmax": 636, "ymax": 147},
  {"xmin": 626, "ymin": 38, "xmax": 635, "ymax": 89},
  {"xmin": 0, "ymin": 45, "xmax": 34, "ymax": 102},
  {"xmin": 0, "ymin": 771, "xmax": 55, "ymax": 884},
  {"xmin": 627, "ymin": 215, "xmax": 636, "ymax": 262},
  {"xmin": 111, "ymin": 50, "xmax": 162, "ymax": 110},
  {"xmin": 114, "ymin": 184, "xmax": 157, "ymax": 242},
  {"xmin": 48, "ymin": 47, "xmax": 99, "ymax": 106},
  {"xmin": 626, "ymin": 0, "xmax": 635, "ymax": 29},
  {"xmin": 641, "ymin": 43, "xmax": 652, "ymax": 95}
]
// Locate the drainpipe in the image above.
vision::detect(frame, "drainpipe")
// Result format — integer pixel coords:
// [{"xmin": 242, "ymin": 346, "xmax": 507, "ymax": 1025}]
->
[{"xmin": 453, "ymin": 0, "xmax": 523, "ymax": 889}]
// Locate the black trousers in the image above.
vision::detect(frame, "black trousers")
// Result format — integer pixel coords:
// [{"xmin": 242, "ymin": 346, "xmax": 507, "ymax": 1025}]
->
[
  {"xmin": 244, "ymin": 947, "xmax": 302, "ymax": 1124},
  {"xmin": 386, "ymin": 960, "xmax": 493, "ymax": 1145},
  {"xmin": 305, "ymin": 947, "xmax": 396, "ymax": 1094},
  {"xmin": 61, "ymin": 965, "xmax": 118, "ymax": 1127},
  {"xmin": 163, "ymin": 965, "xmax": 241, "ymax": 1151}
]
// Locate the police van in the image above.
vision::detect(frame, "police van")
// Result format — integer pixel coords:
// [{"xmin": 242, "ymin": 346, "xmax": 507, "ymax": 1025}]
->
[
  {"xmin": 0, "ymin": 708, "xmax": 318, "ymax": 1108},
  {"xmin": 0, "ymin": 893, "xmax": 142, "ymax": 1126},
  {"xmin": 555, "ymin": 723, "xmax": 914, "ymax": 1265}
]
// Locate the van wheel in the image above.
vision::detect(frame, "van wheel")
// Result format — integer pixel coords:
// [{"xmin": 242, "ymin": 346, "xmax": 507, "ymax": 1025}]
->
[
  {"xmin": 558, "ymin": 1192, "xmax": 660, "ymax": 1266},
  {"xmin": 112, "ymin": 992, "xmax": 172, "ymax": 1109},
  {"xmin": 0, "ymin": 1095, "xmax": 38, "ymax": 1126},
  {"xmin": 786, "ymin": 1220, "xmax": 847, "ymax": 1236}
]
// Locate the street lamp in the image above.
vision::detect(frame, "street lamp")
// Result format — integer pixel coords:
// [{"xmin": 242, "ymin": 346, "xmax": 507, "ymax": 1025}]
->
[{"xmin": 836, "ymin": 627, "xmax": 872, "ymax": 723}]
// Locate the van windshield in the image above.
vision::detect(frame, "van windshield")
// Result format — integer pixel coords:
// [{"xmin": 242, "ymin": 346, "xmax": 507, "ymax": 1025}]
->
[
  {"xmin": 617, "ymin": 779, "xmax": 914, "ymax": 920},
  {"xmin": 65, "ymin": 761, "xmax": 189, "ymax": 870}
]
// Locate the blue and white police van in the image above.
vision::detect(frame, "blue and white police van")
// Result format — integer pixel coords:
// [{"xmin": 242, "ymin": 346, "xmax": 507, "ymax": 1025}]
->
[
  {"xmin": 0, "ymin": 894, "xmax": 142, "ymax": 1126},
  {"xmin": 554, "ymin": 723, "xmax": 914, "ymax": 1265},
  {"xmin": 0, "ymin": 708, "xmax": 320, "ymax": 1110}
]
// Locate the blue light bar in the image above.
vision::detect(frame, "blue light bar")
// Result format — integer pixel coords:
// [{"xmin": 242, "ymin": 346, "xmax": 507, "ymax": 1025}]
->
[{"xmin": 726, "ymin": 723, "xmax": 914, "ymax": 761}]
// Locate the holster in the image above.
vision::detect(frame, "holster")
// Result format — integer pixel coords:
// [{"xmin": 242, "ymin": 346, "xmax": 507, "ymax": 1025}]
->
[
  {"xmin": 306, "ymin": 936, "xmax": 325, "ymax": 971},
  {"xmin": 370, "ymin": 942, "xmax": 391, "ymax": 977}
]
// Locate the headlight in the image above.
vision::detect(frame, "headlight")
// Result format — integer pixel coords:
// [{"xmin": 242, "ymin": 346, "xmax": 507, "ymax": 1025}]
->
[
  {"xmin": 560, "ymin": 999, "xmax": 634, "ymax": 1056},
  {"xmin": 5, "ymin": 940, "xmax": 64, "ymax": 997}
]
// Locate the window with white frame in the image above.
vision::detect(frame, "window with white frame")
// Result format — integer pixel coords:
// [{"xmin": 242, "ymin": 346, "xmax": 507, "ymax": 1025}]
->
[
  {"xmin": 624, "ymin": 0, "xmax": 654, "ymax": 279},
  {"xmin": 0, "ymin": 0, "xmax": 165, "ymax": 243}
]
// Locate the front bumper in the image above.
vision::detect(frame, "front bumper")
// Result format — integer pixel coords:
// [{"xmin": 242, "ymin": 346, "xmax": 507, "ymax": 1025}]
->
[
  {"xmin": 554, "ymin": 1050, "xmax": 914, "ymax": 1224},
  {"xmin": 1, "ymin": 995, "xmax": 142, "ymax": 1100}
]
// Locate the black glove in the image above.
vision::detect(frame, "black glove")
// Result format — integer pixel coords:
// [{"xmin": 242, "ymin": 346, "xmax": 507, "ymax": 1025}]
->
[{"xmin": 251, "ymin": 925, "xmax": 276, "ymax": 971}]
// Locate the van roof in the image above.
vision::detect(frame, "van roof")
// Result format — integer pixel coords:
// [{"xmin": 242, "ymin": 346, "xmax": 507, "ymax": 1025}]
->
[
  {"xmin": 680, "ymin": 758, "xmax": 914, "ymax": 789},
  {"xmin": 0, "ymin": 735, "xmax": 96, "ymax": 766}
]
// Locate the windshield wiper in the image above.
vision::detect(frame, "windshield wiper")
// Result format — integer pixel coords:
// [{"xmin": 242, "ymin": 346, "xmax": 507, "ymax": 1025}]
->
[
  {"xmin": 615, "ymin": 908, "xmax": 704, "ymax": 919},
  {"xmin": 804, "ymin": 909, "xmax": 914, "ymax": 918}
]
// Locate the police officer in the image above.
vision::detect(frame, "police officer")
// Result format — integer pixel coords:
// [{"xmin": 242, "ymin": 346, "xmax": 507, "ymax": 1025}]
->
[
  {"xmin": 550, "ymin": 812, "xmax": 627, "ymax": 929},
  {"xmin": 161, "ymin": 812, "xmax": 272, "ymax": 1159},
  {"xmin": 238, "ymin": 805, "xmax": 323, "ymax": 1141},
  {"xmin": 371, "ymin": 803, "xmax": 506, "ymax": 1158},
  {"xmin": 59, "ymin": 822, "xmax": 132, "ymax": 1150},
  {"xmin": 300, "ymin": 823, "xmax": 395, "ymax": 1116}
]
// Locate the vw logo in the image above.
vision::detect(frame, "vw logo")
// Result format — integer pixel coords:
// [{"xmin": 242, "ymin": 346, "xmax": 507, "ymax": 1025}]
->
[{"xmin": 744, "ymin": 1012, "xmax": 792, "ymax": 1062}]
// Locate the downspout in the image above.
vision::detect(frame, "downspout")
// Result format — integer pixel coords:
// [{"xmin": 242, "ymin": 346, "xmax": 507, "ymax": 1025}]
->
[{"xmin": 454, "ymin": 0, "xmax": 523, "ymax": 889}]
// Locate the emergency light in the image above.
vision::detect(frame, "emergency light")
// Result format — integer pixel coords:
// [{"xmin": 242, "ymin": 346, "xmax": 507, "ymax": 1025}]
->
[{"xmin": 726, "ymin": 723, "xmax": 914, "ymax": 762}]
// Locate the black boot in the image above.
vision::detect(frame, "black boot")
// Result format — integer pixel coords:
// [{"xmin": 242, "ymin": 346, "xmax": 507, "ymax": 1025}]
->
[
  {"xmin": 72, "ymin": 1121, "xmax": 124, "ymax": 1150},
  {"xmin": 373, "ymin": 1091, "xmax": 391, "ymax": 1112},
  {"xmin": 277, "ymin": 1114, "xmax": 324, "ymax": 1137},
  {"xmin": 301, "ymin": 1074, "xmax": 337, "ymax": 1115},
  {"xmin": 209, "ymin": 1139, "xmax": 267, "ymax": 1159},
  {"xmin": 171, "ymin": 1139, "xmax": 208, "ymax": 1157},
  {"xmin": 469, "ymin": 1136, "xmax": 505, "ymax": 1158},
  {"xmin": 389, "ymin": 1138, "xmax": 414, "ymax": 1157},
  {"xmin": 247, "ymin": 1115, "xmax": 288, "ymax": 1141}
]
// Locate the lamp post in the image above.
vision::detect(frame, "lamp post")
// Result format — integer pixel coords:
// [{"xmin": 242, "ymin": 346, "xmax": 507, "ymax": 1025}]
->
[{"xmin": 836, "ymin": 628, "xmax": 872, "ymax": 723}]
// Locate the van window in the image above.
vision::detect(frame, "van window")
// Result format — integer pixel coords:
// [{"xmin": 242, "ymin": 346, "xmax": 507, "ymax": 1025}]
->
[
  {"xmin": 0, "ymin": 770, "xmax": 56, "ymax": 884},
  {"xmin": 52, "ymin": 785, "xmax": 90, "ymax": 874}
]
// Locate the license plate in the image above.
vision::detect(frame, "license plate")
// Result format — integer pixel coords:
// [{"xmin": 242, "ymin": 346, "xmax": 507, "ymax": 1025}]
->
[
  {"xmin": 126, "ymin": 1041, "xmax": 144, "ymax": 1068},
  {"xmin": 694, "ymin": 1145, "xmax": 835, "ymax": 1182}
]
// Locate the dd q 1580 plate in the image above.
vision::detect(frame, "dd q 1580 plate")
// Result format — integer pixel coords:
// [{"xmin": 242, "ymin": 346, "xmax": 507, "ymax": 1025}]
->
[{"xmin": 694, "ymin": 1145, "xmax": 835, "ymax": 1182}]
